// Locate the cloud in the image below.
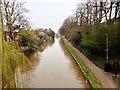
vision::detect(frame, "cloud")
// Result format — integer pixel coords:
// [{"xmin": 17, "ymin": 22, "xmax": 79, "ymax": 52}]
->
[
  {"xmin": 25, "ymin": 0, "xmax": 84, "ymax": 32},
  {"xmin": 26, "ymin": 0, "xmax": 83, "ymax": 3}
]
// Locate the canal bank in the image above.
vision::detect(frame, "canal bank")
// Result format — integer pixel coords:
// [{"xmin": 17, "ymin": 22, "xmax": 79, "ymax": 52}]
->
[
  {"xmin": 62, "ymin": 38, "xmax": 118, "ymax": 88},
  {"xmin": 22, "ymin": 38, "xmax": 90, "ymax": 88}
]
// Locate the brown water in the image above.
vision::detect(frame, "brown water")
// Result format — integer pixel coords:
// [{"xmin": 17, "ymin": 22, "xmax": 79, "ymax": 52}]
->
[{"xmin": 23, "ymin": 38, "xmax": 90, "ymax": 88}]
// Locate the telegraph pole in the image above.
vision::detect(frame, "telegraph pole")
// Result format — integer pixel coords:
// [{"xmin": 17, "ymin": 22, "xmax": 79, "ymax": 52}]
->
[
  {"xmin": 104, "ymin": 34, "xmax": 110, "ymax": 72},
  {"xmin": 106, "ymin": 34, "xmax": 109, "ymax": 63}
]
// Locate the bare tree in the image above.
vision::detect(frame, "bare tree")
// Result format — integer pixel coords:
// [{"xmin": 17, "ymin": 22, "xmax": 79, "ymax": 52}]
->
[
  {"xmin": 59, "ymin": 0, "xmax": 120, "ymax": 35},
  {"xmin": 1, "ymin": 0, "xmax": 29, "ymax": 39},
  {"xmin": 17, "ymin": 15, "xmax": 30, "ymax": 28},
  {"xmin": 75, "ymin": 3, "xmax": 86, "ymax": 26},
  {"xmin": 109, "ymin": 1, "xmax": 114, "ymax": 20},
  {"xmin": 114, "ymin": 0, "xmax": 120, "ymax": 19}
]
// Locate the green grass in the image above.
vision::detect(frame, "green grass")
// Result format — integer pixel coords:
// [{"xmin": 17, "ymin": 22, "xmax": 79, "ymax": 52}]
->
[{"xmin": 63, "ymin": 38, "xmax": 101, "ymax": 88}]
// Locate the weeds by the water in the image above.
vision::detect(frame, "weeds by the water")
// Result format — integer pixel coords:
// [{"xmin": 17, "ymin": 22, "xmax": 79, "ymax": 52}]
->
[
  {"xmin": 2, "ymin": 41, "xmax": 30, "ymax": 88},
  {"xmin": 63, "ymin": 38, "xmax": 101, "ymax": 88}
]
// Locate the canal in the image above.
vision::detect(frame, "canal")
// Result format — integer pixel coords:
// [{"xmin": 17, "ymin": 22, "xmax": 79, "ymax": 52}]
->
[{"xmin": 22, "ymin": 38, "xmax": 90, "ymax": 88}]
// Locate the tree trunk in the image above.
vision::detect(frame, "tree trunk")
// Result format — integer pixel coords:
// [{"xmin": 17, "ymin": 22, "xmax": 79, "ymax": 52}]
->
[
  {"xmin": 114, "ymin": 1, "xmax": 120, "ymax": 19},
  {"xmin": 109, "ymin": 2, "xmax": 114, "ymax": 20}
]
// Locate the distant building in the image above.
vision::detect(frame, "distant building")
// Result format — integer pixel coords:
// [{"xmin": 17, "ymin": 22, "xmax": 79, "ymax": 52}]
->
[
  {"xmin": 4, "ymin": 25, "xmax": 20, "ymax": 42},
  {"xmin": 35, "ymin": 29, "xmax": 48, "ymax": 37}
]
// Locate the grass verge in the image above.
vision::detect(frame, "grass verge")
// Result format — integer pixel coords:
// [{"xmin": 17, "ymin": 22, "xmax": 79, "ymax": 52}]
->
[{"xmin": 63, "ymin": 38, "xmax": 101, "ymax": 88}]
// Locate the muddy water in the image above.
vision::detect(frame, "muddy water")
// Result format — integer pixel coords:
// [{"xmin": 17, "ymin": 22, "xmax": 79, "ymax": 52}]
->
[{"xmin": 23, "ymin": 38, "xmax": 90, "ymax": 88}]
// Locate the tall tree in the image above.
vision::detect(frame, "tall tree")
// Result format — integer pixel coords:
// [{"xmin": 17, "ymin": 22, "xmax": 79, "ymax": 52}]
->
[
  {"xmin": 1, "ymin": 0, "xmax": 29, "ymax": 39},
  {"xmin": 114, "ymin": 0, "xmax": 120, "ymax": 19},
  {"xmin": 109, "ymin": 1, "xmax": 114, "ymax": 20}
]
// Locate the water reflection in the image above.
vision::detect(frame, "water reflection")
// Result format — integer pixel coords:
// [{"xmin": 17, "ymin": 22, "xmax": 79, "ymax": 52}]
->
[
  {"xmin": 26, "ymin": 39, "xmax": 55, "ymax": 72},
  {"xmin": 59, "ymin": 39, "xmax": 90, "ymax": 88},
  {"xmin": 37, "ymin": 38, "xmax": 55, "ymax": 52},
  {"xmin": 22, "ymin": 38, "xmax": 90, "ymax": 88}
]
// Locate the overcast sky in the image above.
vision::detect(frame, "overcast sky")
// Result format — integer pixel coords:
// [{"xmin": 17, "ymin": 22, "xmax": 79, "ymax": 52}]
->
[{"xmin": 26, "ymin": 0, "xmax": 84, "ymax": 32}]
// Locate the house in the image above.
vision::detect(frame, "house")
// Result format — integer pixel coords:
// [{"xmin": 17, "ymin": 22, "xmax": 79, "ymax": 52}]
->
[
  {"xmin": 4, "ymin": 25, "xmax": 21, "ymax": 49},
  {"xmin": 4, "ymin": 25, "xmax": 20, "ymax": 42},
  {"xmin": 4, "ymin": 26, "xmax": 9, "ymax": 42}
]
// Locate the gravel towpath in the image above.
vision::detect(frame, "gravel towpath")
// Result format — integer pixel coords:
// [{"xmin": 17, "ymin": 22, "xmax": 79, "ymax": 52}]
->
[{"xmin": 67, "ymin": 42, "xmax": 118, "ymax": 88}]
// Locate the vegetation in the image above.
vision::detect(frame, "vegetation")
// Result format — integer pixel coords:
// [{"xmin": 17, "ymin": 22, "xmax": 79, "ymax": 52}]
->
[
  {"xmin": 0, "ymin": 0, "xmax": 56, "ymax": 88},
  {"xmin": 59, "ymin": 0, "xmax": 120, "ymax": 87},
  {"xmin": 0, "ymin": 0, "xmax": 55, "ymax": 88},
  {"xmin": 63, "ymin": 38, "xmax": 101, "ymax": 88},
  {"xmin": 19, "ymin": 28, "xmax": 55, "ymax": 55},
  {"xmin": 0, "ymin": 18, "xmax": 2, "ymax": 89},
  {"xmin": 47, "ymin": 28, "xmax": 55, "ymax": 38},
  {"xmin": 2, "ymin": 41, "xmax": 30, "ymax": 88},
  {"xmin": 1, "ymin": 0, "xmax": 30, "ymax": 40},
  {"xmin": 61, "ymin": 21, "xmax": 120, "ymax": 70},
  {"xmin": 0, "ymin": 0, "xmax": 31, "ymax": 88},
  {"xmin": 19, "ymin": 30, "xmax": 38, "ymax": 53}
]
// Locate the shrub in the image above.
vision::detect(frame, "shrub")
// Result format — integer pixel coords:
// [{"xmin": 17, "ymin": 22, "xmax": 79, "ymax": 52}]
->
[{"xmin": 19, "ymin": 30, "xmax": 38, "ymax": 53}]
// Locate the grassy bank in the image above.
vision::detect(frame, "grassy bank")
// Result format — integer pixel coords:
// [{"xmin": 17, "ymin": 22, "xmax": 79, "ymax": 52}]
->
[{"xmin": 62, "ymin": 38, "xmax": 101, "ymax": 88}]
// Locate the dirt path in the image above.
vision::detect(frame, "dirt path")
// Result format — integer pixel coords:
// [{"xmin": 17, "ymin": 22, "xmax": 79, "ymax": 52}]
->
[{"xmin": 68, "ymin": 42, "xmax": 118, "ymax": 88}]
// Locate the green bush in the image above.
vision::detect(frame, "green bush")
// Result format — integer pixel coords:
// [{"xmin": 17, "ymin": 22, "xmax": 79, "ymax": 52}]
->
[
  {"xmin": 19, "ymin": 30, "xmax": 38, "ymax": 52},
  {"xmin": 81, "ymin": 21, "xmax": 120, "ymax": 56},
  {"xmin": 81, "ymin": 24, "xmax": 106, "ymax": 52}
]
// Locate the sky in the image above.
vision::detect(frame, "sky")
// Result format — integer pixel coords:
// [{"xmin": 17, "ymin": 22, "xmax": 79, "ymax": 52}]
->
[{"xmin": 25, "ymin": 0, "xmax": 84, "ymax": 32}]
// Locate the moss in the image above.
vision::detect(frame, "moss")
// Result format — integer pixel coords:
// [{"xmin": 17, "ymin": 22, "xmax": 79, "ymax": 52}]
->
[{"xmin": 63, "ymin": 38, "xmax": 101, "ymax": 88}]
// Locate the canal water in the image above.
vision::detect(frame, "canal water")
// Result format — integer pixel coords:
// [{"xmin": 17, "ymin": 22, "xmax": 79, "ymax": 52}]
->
[{"xmin": 22, "ymin": 38, "xmax": 90, "ymax": 88}]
